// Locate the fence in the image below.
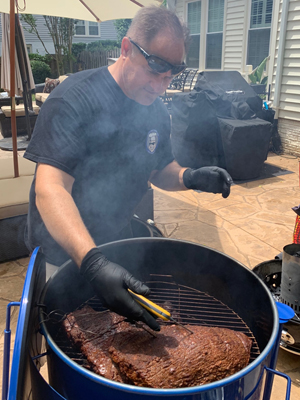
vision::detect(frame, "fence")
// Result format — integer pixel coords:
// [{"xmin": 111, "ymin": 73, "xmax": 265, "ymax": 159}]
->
[
  {"xmin": 74, "ymin": 48, "xmax": 121, "ymax": 72},
  {"xmin": 44, "ymin": 48, "xmax": 121, "ymax": 77}
]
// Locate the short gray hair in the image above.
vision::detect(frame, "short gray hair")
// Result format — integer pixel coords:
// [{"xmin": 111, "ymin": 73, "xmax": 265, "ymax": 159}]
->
[{"xmin": 127, "ymin": 6, "xmax": 190, "ymax": 53}]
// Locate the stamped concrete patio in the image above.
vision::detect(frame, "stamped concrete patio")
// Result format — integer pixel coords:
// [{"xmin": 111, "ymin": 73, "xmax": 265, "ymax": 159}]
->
[{"xmin": 0, "ymin": 152, "xmax": 300, "ymax": 399}]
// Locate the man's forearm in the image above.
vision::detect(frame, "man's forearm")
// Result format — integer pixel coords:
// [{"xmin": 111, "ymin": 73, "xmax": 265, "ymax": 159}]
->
[
  {"xmin": 35, "ymin": 164, "xmax": 95, "ymax": 267},
  {"xmin": 36, "ymin": 184, "xmax": 95, "ymax": 266},
  {"xmin": 149, "ymin": 160, "xmax": 188, "ymax": 191}
]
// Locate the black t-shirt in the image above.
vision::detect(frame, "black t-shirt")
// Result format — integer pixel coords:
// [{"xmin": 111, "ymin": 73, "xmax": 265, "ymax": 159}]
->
[{"xmin": 24, "ymin": 66, "xmax": 173, "ymax": 264}]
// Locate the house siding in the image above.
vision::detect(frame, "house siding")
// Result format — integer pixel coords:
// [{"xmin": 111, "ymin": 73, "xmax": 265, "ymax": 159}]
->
[
  {"xmin": 0, "ymin": 14, "xmax": 117, "ymax": 56},
  {"xmin": 269, "ymin": 0, "xmax": 300, "ymax": 155},
  {"xmin": 175, "ymin": 0, "xmax": 250, "ymax": 74},
  {"xmin": 223, "ymin": 0, "xmax": 248, "ymax": 72}
]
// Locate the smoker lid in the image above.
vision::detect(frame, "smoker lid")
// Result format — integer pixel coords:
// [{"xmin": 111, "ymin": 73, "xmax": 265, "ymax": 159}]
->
[{"xmin": 8, "ymin": 247, "xmax": 65, "ymax": 400}]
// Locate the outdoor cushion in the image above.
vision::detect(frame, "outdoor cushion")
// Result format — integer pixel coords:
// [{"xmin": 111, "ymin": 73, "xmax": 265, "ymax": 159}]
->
[
  {"xmin": 58, "ymin": 75, "xmax": 69, "ymax": 83},
  {"xmin": 0, "ymin": 157, "xmax": 36, "ymax": 180},
  {"xmin": 43, "ymin": 77, "xmax": 60, "ymax": 93},
  {"xmin": 35, "ymin": 93, "xmax": 50, "ymax": 103},
  {"xmin": 0, "ymin": 175, "xmax": 33, "ymax": 219},
  {"xmin": 1, "ymin": 102, "xmax": 40, "ymax": 117}
]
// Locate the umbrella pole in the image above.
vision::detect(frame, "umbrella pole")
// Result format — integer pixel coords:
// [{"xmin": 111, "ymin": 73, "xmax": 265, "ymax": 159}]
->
[{"xmin": 10, "ymin": 0, "xmax": 19, "ymax": 178}]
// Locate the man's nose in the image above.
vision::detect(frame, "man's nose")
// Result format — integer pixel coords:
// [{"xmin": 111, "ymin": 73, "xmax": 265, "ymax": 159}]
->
[{"xmin": 151, "ymin": 72, "xmax": 172, "ymax": 94}]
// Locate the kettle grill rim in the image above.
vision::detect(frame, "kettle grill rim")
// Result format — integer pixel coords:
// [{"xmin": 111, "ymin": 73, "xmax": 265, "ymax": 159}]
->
[{"xmin": 39, "ymin": 237, "xmax": 280, "ymax": 395}]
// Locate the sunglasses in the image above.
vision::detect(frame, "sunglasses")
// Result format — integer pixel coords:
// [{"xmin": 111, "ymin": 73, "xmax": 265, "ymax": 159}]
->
[{"xmin": 129, "ymin": 38, "xmax": 186, "ymax": 76}]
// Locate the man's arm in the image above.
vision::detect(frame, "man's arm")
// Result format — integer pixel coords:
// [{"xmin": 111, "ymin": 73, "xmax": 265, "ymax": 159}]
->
[
  {"xmin": 35, "ymin": 163, "xmax": 95, "ymax": 266},
  {"xmin": 35, "ymin": 162, "xmax": 160, "ymax": 330},
  {"xmin": 149, "ymin": 160, "xmax": 188, "ymax": 191}
]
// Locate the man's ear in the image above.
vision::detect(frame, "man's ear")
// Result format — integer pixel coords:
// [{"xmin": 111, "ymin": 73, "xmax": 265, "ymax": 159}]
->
[{"xmin": 121, "ymin": 37, "xmax": 132, "ymax": 58}]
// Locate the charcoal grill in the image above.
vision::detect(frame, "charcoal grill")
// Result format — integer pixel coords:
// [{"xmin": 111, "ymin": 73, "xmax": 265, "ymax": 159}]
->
[
  {"xmin": 3, "ymin": 238, "xmax": 293, "ymax": 400},
  {"xmin": 253, "ymin": 253, "xmax": 300, "ymax": 356}
]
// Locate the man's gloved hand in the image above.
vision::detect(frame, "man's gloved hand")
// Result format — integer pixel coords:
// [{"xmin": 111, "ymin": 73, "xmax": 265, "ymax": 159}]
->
[
  {"xmin": 183, "ymin": 167, "xmax": 233, "ymax": 199},
  {"xmin": 80, "ymin": 248, "xmax": 160, "ymax": 331}
]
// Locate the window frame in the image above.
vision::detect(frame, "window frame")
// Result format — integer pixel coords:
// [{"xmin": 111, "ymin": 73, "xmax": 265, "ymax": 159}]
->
[
  {"xmin": 205, "ymin": 0, "xmax": 224, "ymax": 70},
  {"xmin": 185, "ymin": 0, "xmax": 224, "ymax": 70},
  {"xmin": 186, "ymin": 0, "xmax": 202, "ymax": 69},
  {"xmin": 74, "ymin": 20, "xmax": 101, "ymax": 38},
  {"xmin": 26, "ymin": 44, "xmax": 32, "ymax": 54},
  {"xmin": 246, "ymin": 0, "xmax": 273, "ymax": 69}
]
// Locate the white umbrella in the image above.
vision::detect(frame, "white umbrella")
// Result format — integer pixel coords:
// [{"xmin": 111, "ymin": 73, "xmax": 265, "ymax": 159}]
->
[
  {"xmin": 1, "ymin": 13, "xmax": 22, "ymax": 95},
  {"xmin": 0, "ymin": 0, "xmax": 161, "ymax": 177},
  {"xmin": 1, "ymin": 13, "xmax": 35, "ymax": 95},
  {"xmin": 0, "ymin": 0, "xmax": 159, "ymax": 21}
]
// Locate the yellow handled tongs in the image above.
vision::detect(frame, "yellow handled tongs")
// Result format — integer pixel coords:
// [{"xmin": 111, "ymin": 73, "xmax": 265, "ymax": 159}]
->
[{"xmin": 128, "ymin": 289, "xmax": 193, "ymax": 334}]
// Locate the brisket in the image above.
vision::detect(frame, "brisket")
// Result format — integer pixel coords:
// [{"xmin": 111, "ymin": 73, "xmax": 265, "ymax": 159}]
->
[{"xmin": 63, "ymin": 305, "xmax": 252, "ymax": 388}]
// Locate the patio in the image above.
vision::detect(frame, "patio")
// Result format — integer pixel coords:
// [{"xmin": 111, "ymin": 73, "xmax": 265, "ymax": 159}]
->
[{"xmin": 0, "ymin": 151, "xmax": 300, "ymax": 398}]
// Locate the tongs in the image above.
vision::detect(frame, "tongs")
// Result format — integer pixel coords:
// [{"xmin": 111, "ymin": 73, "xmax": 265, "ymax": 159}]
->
[{"xmin": 128, "ymin": 289, "xmax": 193, "ymax": 334}]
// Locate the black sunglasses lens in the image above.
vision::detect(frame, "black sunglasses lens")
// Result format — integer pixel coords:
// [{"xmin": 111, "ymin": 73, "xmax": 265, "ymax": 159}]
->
[
  {"xmin": 171, "ymin": 65, "xmax": 186, "ymax": 75},
  {"xmin": 148, "ymin": 56, "xmax": 186, "ymax": 75},
  {"xmin": 148, "ymin": 56, "xmax": 171, "ymax": 73}
]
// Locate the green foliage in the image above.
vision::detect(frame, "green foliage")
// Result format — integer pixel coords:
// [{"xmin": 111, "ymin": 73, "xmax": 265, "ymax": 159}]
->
[
  {"xmin": 20, "ymin": 14, "xmax": 38, "ymax": 34},
  {"xmin": 248, "ymin": 56, "xmax": 269, "ymax": 84},
  {"xmin": 28, "ymin": 53, "xmax": 47, "ymax": 63},
  {"xmin": 72, "ymin": 42, "xmax": 87, "ymax": 58},
  {"xmin": 30, "ymin": 60, "xmax": 51, "ymax": 84},
  {"xmin": 86, "ymin": 40, "xmax": 119, "ymax": 52},
  {"xmin": 114, "ymin": 19, "xmax": 132, "ymax": 46}
]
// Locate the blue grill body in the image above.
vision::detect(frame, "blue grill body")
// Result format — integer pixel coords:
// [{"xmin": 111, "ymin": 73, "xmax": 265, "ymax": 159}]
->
[{"xmin": 2, "ymin": 239, "xmax": 293, "ymax": 400}]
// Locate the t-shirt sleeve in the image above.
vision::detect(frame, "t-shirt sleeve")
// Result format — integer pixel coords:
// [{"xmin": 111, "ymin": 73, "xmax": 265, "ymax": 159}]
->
[{"xmin": 24, "ymin": 97, "xmax": 87, "ymax": 177}]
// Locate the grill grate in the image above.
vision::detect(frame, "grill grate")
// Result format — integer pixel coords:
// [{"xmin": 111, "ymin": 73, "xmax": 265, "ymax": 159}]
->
[{"xmin": 52, "ymin": 278, "xmax": 261, "ymax": 367}]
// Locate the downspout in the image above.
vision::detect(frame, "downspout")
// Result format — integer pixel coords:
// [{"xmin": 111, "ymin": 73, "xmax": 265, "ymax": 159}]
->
[{"xmin": 273, "ymin": 0, "xmax": 290, "ymax": 119}]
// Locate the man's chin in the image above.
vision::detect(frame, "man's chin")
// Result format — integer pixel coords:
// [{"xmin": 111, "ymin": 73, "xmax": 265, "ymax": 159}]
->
[
  {"xmin": 125, "ymin": 89, "xmax": 158, "ymax": 106},
  {"xmin": 137, "ymin": 92, "xmax": 158, "ymax": 106}
]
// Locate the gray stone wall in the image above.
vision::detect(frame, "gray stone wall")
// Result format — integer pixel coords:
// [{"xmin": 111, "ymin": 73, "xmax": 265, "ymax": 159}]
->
[{"xmin": 279, "ymin": 118, "xmax": 300, "ymax": 156}]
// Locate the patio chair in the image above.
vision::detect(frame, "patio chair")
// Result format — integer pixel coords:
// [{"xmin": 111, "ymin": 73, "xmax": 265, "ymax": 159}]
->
[{"xmin": 160, "ymin": 68, "xmax": 198, "ymax": 110}]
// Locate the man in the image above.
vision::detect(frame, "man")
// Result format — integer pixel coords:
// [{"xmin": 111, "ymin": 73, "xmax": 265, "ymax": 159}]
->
[{"xmin": 24, "ymin": 6, "xmax": 232, "ymax": 331}]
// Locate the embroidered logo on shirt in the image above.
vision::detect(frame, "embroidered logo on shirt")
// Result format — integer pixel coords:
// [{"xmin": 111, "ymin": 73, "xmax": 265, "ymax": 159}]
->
[{"xmin": 146, "ymin": 130, "xmax": 159, "ymax": 154}]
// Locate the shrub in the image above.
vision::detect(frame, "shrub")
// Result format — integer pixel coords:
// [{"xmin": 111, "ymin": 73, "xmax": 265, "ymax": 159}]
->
[
  {"xmin": 29, "ymin": 53, "xmax": 48, "ymax": 63},
  {"xmin": 114, "ymin": 19, "xmax": 132, "ymax": 46},
  {"xmin": 30, "ymin": 60, "xmax": 51, "ymax": 84},
  {"xmin": 72, "ymin": 42, "xmax": 86, "ymax": 58},
  {"xmin": 87, "ymin": 40, "xmax": 119, "ymax": 52}
]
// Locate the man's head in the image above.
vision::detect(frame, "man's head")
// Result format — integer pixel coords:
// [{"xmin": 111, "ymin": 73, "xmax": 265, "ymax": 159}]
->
[{"xmin": 110, "ymin": 6, "xmax": 189, "ymax": 106}]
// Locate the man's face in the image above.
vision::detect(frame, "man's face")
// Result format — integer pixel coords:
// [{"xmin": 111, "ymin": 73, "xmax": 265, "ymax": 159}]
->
[{"xmin": 120, "ymin": 32, "xmax": 185, "ymax": 106}]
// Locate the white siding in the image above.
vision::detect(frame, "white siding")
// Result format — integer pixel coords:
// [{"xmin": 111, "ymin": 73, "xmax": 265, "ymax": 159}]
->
[
  {"xmin": 269, "ymin": 0, "xmax": 300, "ymax": 155},
  {"xmin": 270, "ymin": 0, "xmax": 300, "ymax": 121},
  {"xmin": 0, "ymin": 14, "xmax": 117, "ymax": 56},
  {"xmin": 176, "ymin": 0, "xmax": 249, "ymax": 73},
  {"xmin": 223, "ymin": 0, "xmax": 248, "ymax": 72},
  {"xmin": 176, "ymin": 0, "xmax": 185, "ymax": 21}
]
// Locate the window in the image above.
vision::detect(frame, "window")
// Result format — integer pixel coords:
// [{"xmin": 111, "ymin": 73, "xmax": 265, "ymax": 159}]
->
[
  {"xmin": 75, "ymin": 20, "xmax": 100, "ymax": 36},
  {"xmin": 89, "ymin": 21, "xmax": 99, "ymax": 36},
  {"xmin": 186, "ymin": 1, "xmax": 201, "ymax": 68},
  {"xmin": 247, "ymin": 0, "xmax": 273, "ymax": 68},
  {"xmin": 26, "ymin": 44, "xmax": 32, "ymax": 54},
  {"xmin": 206, "ymin": 0, "xmax": 224, "ymax": 69}
]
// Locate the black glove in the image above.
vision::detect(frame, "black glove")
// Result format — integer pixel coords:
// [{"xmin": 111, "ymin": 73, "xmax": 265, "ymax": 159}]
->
[
  {"xmin": 80, "ymin": 248, "xmax": 160, "ymax": 331},
  {"xmin": 183, "ymin": 167, "xmax": 233, "ymax": 199}
]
